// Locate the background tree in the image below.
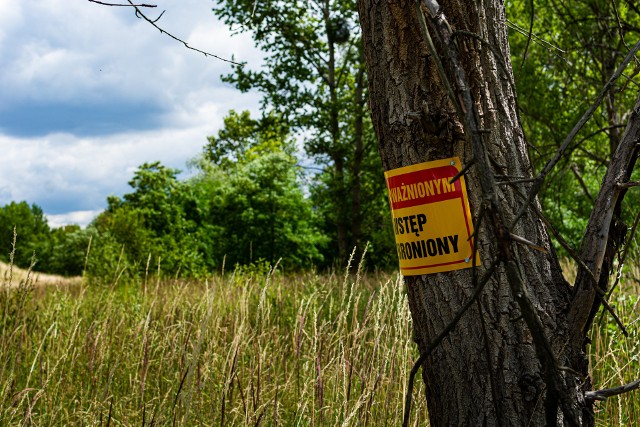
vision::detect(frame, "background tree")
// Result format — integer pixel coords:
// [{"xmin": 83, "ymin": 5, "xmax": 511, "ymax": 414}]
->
[
  {"xmin": 0, "ymin": 201, "xmax": 52, "ymax": 270},
  {"xmin": 45, "ymin": 225, "xmax": 90, "ymax": 277},
  {"xmin": 89, "ymin": 162, "xmax": 205, "ymax": 279},
  {"xmin": 204, "ymin": 109, "xmax": 294, "ymax": 166},
  {"xmin": 197, "ymin": 110, "xmax": 327, "ymax": 269},
  {"xmin": 84, "ymin": 112, "xmax": 326, "ymax": 278},
  {"xmin": 212, "ymin": 0, "xmax": 393, "ymax": 266},
  {"xmin": 358, "ymin": 0, "xmax": 639, "ymax": 425}
]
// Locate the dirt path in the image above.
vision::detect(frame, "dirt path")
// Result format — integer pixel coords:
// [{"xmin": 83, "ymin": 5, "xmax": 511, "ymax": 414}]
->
[{"xmin": 0, "ymin": 261, "xmax": 81, "ymax": 288}]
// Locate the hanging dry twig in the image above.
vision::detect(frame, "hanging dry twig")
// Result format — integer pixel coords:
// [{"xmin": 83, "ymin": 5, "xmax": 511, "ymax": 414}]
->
[
  {"xmin": 124, "ymin": 0, "xmax": 241, "ymax": 64},
  {"xmin": 89, "ymin": 0, "xmax": 241, "ymax": 64},
  {"xmin": 88, "ymin": 0, "xmax": 156, "ymax": 6}
]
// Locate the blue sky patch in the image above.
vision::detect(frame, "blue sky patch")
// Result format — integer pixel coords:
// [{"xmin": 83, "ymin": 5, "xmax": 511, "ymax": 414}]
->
[{"xmin": 0, "ymin": 101, "xmax": 165, "ymax": 138}]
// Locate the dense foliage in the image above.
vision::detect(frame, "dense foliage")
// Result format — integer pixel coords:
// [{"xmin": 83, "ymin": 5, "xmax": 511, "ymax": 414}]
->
[
  {"xmin": 0, "ymin": 202, "xmax": 87, "ymax": 276},
  {"xmin": 1, "ymin": 112, "xmax": 328, "ymax": 278},
  {"xmin": 506, "ymin": 0, "xmax": 640, "ymax": 252}
]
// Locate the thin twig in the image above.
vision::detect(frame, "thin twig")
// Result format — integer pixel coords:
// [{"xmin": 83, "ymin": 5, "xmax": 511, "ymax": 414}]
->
[
  {"xmin": 504, "ymin": 181, "xmax": 629, "ymax": 337},
  {"xmin": 449, "ymin": 158, "xmax": 475, "ymax": 184},
  {"xmin": 570, "ymin": 163, "xmax": 594, "ymax": 202},
  {"xmin": 517, "ymin": 0, "xmax": 535, "ymax": 80},
  {"xmin": 89, "ymin": 0, "xmax": 156, "ymax": 6},
  {"xmin": 497, "ymin": 177, "xmax": 537, "ymax": 185},
  {"xmin": 505, "ymin": 19, "xmax": 566, "ymax": 55},
  {"xmin": 123, "ymin": 0, "xmax": 241, "ymax": 65},
  {"xmin": 607, "ymin": 209, "xmax": 640, "ymax": 299},
  {"xmin": 509, "ymin": 233, "xmax": 548, "ymax": 253},
  {"xmin": 617, "ymin": 181, "xmax": 640, "ymax": 189}
]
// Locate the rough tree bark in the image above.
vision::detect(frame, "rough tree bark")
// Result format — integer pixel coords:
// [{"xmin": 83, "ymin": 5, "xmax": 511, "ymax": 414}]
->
[{"xmin": 358, "ymin": 0, "xmax": 639, "ymax": 425}]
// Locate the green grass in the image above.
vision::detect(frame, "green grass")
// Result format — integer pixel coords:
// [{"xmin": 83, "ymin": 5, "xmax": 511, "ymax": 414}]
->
[
  {"xmin": 0, "ymin": 259, "xmax": 429, "ymax": 426},
  {"xmin": 1, "ymin": 259, "xmax": 638, "ymax": 426},
  {"xmin": 589, "ymin": 267, "xmax": 640, "ymax": 426}
]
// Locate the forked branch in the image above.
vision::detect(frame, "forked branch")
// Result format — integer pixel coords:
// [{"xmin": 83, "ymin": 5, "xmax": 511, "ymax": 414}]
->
[{"xmin": 570, "ymin": 93, "xmax": 640, "ymax": 341}]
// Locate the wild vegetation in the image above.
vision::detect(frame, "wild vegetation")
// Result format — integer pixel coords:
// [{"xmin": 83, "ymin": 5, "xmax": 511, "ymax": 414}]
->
[
  {"xmin": 1, "ymin": 253, "xmax": 638, "ymax": 425},
  {"xmin": 1, "ymin": 0, "xmax": 640, "ymax": 424}
]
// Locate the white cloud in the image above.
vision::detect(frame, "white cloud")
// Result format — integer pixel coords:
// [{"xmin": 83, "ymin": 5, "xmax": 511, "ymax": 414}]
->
[
  {"xmin": 0, "ymin": 93, "xmax": 257, "ymax": 215},
  {"xmin": 47, "ymin": 210, "xmax": 102, "ymax": 229},
  {"xmin": 1, "ymin": 0, "xmax": 263, "ymax": 106},
  {"xmin": 0, "ymin": 0, "xmax": 24, "ymax": 47},
  {"xmin": 0, "ymin": 0, "xmax": 266, "ymax": 226}
]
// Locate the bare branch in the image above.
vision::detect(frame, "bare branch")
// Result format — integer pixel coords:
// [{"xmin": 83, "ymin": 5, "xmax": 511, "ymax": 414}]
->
[
  {"xmin": 570, "ymin": 93, "xmax": 640, "ymax": 339},
  {"xmin": 449, "ymin": 158, "xmax": 475, "ymax": 184},
  {"xmin": 516, "ymin": 0, "xmax": 535, "ymax": 80},
  {"xmin": 617, "ymin": 181, "xmax": 640, "ymax": 189},
  {"xmin": 510, "ymin": 40, "xmax": 640, "ymax": 231},
  {"xmin": 606, "ymin": 209, "xmax": 640, "ymax": 299},
  {"xmin": 89, "ymin": 0, "xmax": 156, "ymax": 6},
  {"xmin": 585, "ymin": 379, "xmax": 640, "ymax": 403},
  {"xmin": 570, "ymin": 163, "xmax": 594, "ymax": 202},
  {"xmin": 502, "ymin": 179, "xmax": 629, "ymax": 336},
  {"xmin": 496, "ymin": 176, "xmax": 537, "ymax": 185},
  {"xmin": 509, "ymin": 233, "xmax": 548, "ymax": 253},
  {"xmin": 108, "ymin": 0, "xmax": 242, "ymax": 65},
  {"xmin": 505, "ymin": 19, "xmax": 567, "ymax": 57}
]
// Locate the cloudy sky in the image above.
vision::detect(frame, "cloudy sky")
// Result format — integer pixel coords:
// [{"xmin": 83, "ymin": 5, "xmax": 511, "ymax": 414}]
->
[{"xmin": 0, "ymin": 0, "xmax": 263, "ymax": 227}]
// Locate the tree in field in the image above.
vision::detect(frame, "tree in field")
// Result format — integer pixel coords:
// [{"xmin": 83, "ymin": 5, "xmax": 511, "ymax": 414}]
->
[
  {"xmin": 0, "ymin": 201, "xmax": 51, "ymax": 270},
  {"xmin": 198, "ymin": 110, "xmax": 327, "ymax": 269},
  {"xmin": 45, "ymin": 225, "xmax": 90, "ymax": 277},
  {"xmin": 90, "ymin": 162, "xmax": 205, "ymax": 279},
  {"xmin": 358, "ymin": 0, "xmax": 639, "ymax": 425},
  {"xmin": 212, "ymin": 0, "xmax": 392, "ymax": 265},
  {"xmin": 0, "ymin": 201, "xmax": 90, "ymax": 276}
]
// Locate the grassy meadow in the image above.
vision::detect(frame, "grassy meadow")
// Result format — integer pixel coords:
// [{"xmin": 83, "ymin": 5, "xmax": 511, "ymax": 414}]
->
[{"xmin": 1, "ymin": 256, "xmax": 638, "ymax": 426}]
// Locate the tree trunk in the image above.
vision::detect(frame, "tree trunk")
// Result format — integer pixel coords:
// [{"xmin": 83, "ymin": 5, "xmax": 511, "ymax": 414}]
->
[
  {"xmin": 324, "ymin": 0, "xmax": 350, "ymax": 263},
  {"xmin": 358, "ymin": 0, "xmax": 594, "ymax": 425},
  {"xmin": 351, "ymin": 46, "xmax": 367, "ymax": 252}
]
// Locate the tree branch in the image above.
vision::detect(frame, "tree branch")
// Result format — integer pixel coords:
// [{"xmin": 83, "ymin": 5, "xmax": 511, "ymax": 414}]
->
[
  {"xmin": 606, "ymin": 208, "xmax": 640, "ymax": 299},
  {"xmin": 510, "ymin": 40, "xmax": 640, "ymax": 231},
  {"xmin": 89, "ymin": 0, "xmax": 156, "ymax": 6},
  {"xmin": 94, "ymin": 0, "xmax": 242, "ymax": 64},
  {"xmin": 502, "ymin": 178, "xmax": 629, "ymax": 337},
  {"xmin": 617, "ymin": 181, "xmax": 640, "ymax": 189},
  {"xmin": 585, "ymin": 379, "xmax": 640, "ymax": 403},
  {"xmin": 570, "ymin": 163, "xmax": 594, "ymax": 202},
  {"xmin": 570, "ymin": 93, "xmax": 640, "ymax": 340}
]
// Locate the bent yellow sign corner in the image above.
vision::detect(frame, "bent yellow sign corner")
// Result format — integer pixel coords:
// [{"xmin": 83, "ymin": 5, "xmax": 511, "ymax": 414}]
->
[{"xmin": 385, "ymin": 157, "xmax": 479, "ymax": 276}]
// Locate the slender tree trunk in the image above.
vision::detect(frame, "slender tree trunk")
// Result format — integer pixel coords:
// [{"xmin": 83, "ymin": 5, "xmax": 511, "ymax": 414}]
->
[
  {"xmin": 325, "ymin": 0, "xmax": 349, "ymax": 263},
  {"xmin": 358, "ymin": 1, "xmax": 593, "ymax": 424},
  {"xmin": 351, "ymin": 46, "xmax": 367, "ymax": 251}
]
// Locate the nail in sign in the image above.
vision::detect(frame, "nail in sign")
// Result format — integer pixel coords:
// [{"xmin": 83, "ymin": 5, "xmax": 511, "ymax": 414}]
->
[{"xmin": 385, "ymin": 157, "xmax": 479, "ymax": 275}]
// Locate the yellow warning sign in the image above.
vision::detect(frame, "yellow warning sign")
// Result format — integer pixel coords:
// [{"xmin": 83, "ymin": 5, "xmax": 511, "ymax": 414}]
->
[{"xmin": 384, "ymin": 157, "xmax": 478, "ymax": 276}]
